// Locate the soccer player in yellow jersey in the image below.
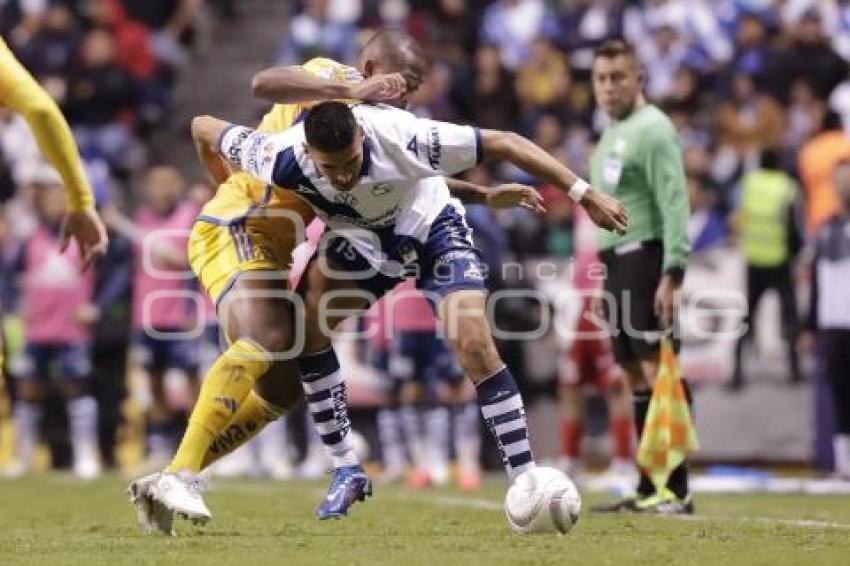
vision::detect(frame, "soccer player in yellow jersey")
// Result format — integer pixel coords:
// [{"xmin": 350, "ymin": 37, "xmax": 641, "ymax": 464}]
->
[
  {"xmin": 0, "ymin": 37, "xmax": 107, "ymax": 406},
  {"xmin": 128, "ymin": 29, "xmax": 542, "ymax": 535}
]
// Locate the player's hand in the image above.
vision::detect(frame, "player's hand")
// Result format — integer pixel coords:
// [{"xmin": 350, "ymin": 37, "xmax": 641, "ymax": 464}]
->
[
  {"xmin": 60, "ymin": 207, "xmax": 109, "ymax": 271},
  {"xmin": 581, "ymin": 188, "xmax": 628, "ymax": 234},
  {"xmin": 486, "ymin": 184, "xmax": 546, "ymax": 213},
  {"xmin": 653, "ymin": 274, "xmax": 680, "ymax": 329},
  {"xmin": 350, "ymin": 73, "xmax": 409, "ymax": 103}
]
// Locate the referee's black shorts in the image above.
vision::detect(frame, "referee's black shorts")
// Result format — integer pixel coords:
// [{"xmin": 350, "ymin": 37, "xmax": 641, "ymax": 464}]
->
[{"xmin": 599, "ymin": 239, "xmax": 678, "ymax": 365}]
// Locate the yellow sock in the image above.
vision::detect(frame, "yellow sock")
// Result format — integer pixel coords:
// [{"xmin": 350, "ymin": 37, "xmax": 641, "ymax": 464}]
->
[
  {"xmin": 166, "ymin": 339, "xmax": 271, "ymax": 473},
  {"xmin": 200, "ymin": 390, "xmax": 284, "ymax": 470}
]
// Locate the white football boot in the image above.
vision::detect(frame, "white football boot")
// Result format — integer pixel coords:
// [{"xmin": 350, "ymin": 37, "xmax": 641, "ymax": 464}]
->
[
  {"xmin": 127, "ymin": 472, "xmax": 175, "ymax": 536},
  {"xmin": 149, "ymin": 470, "xmax": 212, "ymax": 525}
]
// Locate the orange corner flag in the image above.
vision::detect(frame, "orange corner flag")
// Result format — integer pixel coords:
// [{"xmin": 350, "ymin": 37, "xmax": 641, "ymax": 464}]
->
[{"xmin": 636, "ymin": 339, "xmax": 699, "ymax": 494}]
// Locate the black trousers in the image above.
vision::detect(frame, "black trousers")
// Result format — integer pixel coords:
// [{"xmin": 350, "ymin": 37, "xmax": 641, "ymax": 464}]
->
[
  {"xmin": 732, "ymin": 263, "xmax": 801, "ymax": 384},
  {"xmin": 819, "ymin": 329, "xmax": 850, "ymax": 434}
]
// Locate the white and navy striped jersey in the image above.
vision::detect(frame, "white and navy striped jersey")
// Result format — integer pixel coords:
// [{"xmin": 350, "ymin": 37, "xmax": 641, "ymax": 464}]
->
[
  {"xmin": 219, "ymin": 103, "xmax": 483, "ymax": 269},
  {"xmin": 811, "ymin": 215, "xmax": 850, "ymax": 330}
]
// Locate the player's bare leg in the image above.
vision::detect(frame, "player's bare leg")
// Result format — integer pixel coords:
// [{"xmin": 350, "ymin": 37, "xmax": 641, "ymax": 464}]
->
[{"xmin": 438, "ymin": 289, "xmax": 536, "ymax": 482}]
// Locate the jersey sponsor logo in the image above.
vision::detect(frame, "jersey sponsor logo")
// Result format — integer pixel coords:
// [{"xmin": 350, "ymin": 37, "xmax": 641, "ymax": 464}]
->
[
  {"xmin": 334, "ymin": 192, "xmax": 359, "ymax": 207},
  {"xmin": 225, "ymin": 128, "xmax": 252, "ymax": 167},
  {"xmin": 427, "ymin": 126, "xmax": 441, "ymax": 169},
  {"xmin": 246, "ymin": 132, "xmax": 269, "ymax": 173},
  {"xmin": 261, "ymin": 140, "xmax": 277, "ymax": 167},
  {"xmin": 371, "ymin": 183, "xmax": 394, "ymax": 196}
]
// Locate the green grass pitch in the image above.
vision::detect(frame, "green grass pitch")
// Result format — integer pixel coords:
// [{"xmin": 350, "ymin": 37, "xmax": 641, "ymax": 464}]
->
[{"xmin": 1, "ymin": 475, "xmax": 849, "ymax": 565}]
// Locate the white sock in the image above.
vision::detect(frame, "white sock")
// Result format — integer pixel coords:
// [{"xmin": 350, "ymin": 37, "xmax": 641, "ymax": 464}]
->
[
  {"xmin": 426, "ymin": 406, "xmax": 450, "ymax": 482},
  {"xmin": 13, "ymin": 400, "xmax": 41, "ymax": 467},
  {"xmin": 377, "ymin": 408, "xmax": 406, "ymax": 472},
  {"xmin": 67, "ymin": 396, "xmax": 99, "ymax": 464}
]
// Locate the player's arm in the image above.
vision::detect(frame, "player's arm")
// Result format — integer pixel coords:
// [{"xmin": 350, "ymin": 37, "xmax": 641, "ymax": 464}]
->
[
  {"xmin": 0, "ymin": 42, "xmax": 107, "ymax": 268},
  {"xmin": 445, "ymin": 177, "xmax": 545, "ymax": 213},
  {"xmin": 388, "ymin": 111, "xmax": 624, "ymax": 231},
  {"xmin": 0, "ymin": 47, "xmax": 92, "ymax": 211},
  {"xmin": 477, "ymin": 129, "xmax": 628, "ymax": 233},
  {"xmin": 252, "ymin": 66, "xmax": 407, "ymax": 105},
  {"xmin": 193, "ymin": 115, "xmax": 302, "ymax": 188},
  {"xmin": 190, "ymin": 116, "xmax": 234, "ymax": 185}
]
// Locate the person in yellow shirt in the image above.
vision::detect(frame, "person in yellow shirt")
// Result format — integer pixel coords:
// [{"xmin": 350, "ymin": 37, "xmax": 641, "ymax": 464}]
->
[
  {"xmin": 0, "ymin": 38, "xmax": 107, "ymax": 435},
  {"xmin": 129, "ymin": 29, "xmax": 542, "ymax": 535},
  {"xmin": 0, "ymin": 38, "xmax": 108, "ymax": 266}
]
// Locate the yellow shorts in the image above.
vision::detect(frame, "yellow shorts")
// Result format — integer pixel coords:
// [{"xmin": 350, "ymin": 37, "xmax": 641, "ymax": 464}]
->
[{"xmin": 189, "ymin": 184, "xmax": 314, "ymax": 306}]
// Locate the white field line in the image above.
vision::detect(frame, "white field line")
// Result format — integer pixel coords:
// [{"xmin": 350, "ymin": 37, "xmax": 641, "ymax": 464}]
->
[
  {"xmin": 394, "ymin": 492, "xmax": 850, "ymax": 531},
  {"xmin": 206, "ymin": 481, "xmax": 850, "ymax": 531}
]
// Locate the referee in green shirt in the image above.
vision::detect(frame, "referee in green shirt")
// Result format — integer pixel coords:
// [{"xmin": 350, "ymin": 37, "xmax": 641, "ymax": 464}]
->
[{"xmin": 588, "ymin": 40, "xmax": 693, "ymax": 514}]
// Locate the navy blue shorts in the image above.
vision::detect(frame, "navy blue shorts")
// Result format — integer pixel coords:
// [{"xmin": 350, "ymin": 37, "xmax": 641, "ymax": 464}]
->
[
  {"xmin": 19, "ymin": 343, "xmax": 91, "ymax": 382},
  {"xmin": 388, "ymin": 330, "xmax": 463, "ymax": 385},
  {"xmin": 133, "ymin": 330, "xmax": 199, "ymax": 373},
  {"xmin": 318, "ymin": 204, "xmax": 488, "ymax": 309}
]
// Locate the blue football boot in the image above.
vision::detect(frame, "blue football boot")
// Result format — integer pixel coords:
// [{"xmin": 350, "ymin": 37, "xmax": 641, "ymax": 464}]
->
[{"xmin": 316, "ymin": 465, "xmax": 372, "ymax": 520}]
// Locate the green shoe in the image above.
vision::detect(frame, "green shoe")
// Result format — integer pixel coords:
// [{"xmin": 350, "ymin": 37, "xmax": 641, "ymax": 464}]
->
[{"xmin": 636, "ymin": 489, "xmax": 695, "ymax": 515}]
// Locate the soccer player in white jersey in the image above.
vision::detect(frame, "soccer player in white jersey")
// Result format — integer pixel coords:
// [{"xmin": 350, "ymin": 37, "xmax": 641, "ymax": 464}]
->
[{"xmin": 185, "ymin": 101, "xmax": 627, "ymax": 519}]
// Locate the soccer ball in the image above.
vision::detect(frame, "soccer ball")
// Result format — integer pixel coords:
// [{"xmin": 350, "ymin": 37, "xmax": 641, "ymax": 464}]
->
[{"xmin": 504, "ymin": 467, "xmax": 581, "ymax": 535}]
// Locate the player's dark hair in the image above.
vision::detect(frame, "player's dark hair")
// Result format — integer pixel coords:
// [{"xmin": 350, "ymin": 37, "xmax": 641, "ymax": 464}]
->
[
  {"xmin": 304, "ymin": 101, "xmax": 357, "ymax": 153},
  {"xmin": 594, "ymin": 39, "xmax": 637, "ymax": 61}
]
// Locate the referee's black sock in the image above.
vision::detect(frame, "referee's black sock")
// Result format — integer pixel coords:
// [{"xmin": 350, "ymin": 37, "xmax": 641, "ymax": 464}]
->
[
  {"xmin": 632, "ymin": 388, "xmax": 655, "ymax": 497},
  {"xmin": 666, "ymin": 379, "xmax": 693, "ymax": 500}
]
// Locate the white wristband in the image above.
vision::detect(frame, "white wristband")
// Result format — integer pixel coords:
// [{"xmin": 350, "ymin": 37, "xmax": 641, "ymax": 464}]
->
[{"xmin": 568, "ymin": 178, "xmax": 590, "ymax": 202}]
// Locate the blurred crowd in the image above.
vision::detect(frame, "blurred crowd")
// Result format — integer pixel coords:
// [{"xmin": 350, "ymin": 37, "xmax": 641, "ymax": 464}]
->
[
  {"xmin": 2, "ymin": 0, "xmax": 850, "ymax": 479},
  {"xmin": 276, "ymin": 0, "xmax": 850, "ymax": 237}
]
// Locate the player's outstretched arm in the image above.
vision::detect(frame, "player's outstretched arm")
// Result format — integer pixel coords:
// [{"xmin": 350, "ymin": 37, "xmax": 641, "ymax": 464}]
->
[
  {"xmin": 0, "ymin": 41, "xmax": 107, "ymax": 268},
  {"xmin": 445, "ymin": 178, "xmax": 545, "ymax": 213},
  {"xmin": 252, "ymin": 66, "xmax": 407, "ymax": 105},
  {"xmin": 191, "ymin": 115, "xmax": 235, "ymax": 185},
  {"xmin": 479, "ymin": 129, "xmax": 628, "ymax": 234}
]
